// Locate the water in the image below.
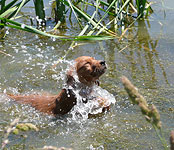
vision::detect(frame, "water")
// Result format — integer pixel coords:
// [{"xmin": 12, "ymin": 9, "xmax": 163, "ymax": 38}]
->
[{"xmin": 0, "ymin": 1, "xmax": 174, "ymax": 150}]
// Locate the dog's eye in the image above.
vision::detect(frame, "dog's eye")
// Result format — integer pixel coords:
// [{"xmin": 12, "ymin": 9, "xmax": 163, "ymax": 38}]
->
[
  {"xmin": 85, "ymin": 62, "xmax": 91, "ymax": 65},
  {"xmin": 84, "ymin": 62, "xmax": 91, "ymax": 67}
]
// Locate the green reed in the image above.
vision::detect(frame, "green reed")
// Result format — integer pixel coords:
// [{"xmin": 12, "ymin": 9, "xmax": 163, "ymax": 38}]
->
[
  {"xmin": 33, "ymin": 0, "xmax": 46, "ymax": 26},
  {"xmin": 0, "ymin": 0, "xmax": 153, "ymax": 40},
  {"xmin": 121, "ymin": 76, "xmax": 169, "ymax": 150},
  {"xmin": 56, "ymin": 0, "xmax": 65, "ymax": 23}
]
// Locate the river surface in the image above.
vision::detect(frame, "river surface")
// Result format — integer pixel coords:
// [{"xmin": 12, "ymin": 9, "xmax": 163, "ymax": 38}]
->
[{"xmin": 0, "ymin": 0, "xmax": 174, "ymax": 149}]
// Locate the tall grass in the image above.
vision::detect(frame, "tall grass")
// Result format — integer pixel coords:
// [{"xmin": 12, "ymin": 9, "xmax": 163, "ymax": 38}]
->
[
  {"xmin": 0, "ymin": 0, "xmax": 153, "ymax": 40},
  {"xmin": 121, "ymin": 76, "xmax": 169, "ymax": 150}
]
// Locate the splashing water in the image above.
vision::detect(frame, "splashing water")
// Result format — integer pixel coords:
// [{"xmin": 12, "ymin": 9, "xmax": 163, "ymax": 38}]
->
[
  {"xmin": 0, "ymin": 58, "xmax": 116, "ymax": 124},
  {"xmin": 52, "ymin": 59, "xmax": 116, "ymax": 122},
  {"xmin": 62, "ymin": 62, "xmax": 116, "ymax": 121},
  {"xmin": 70, "ymin": 85, "xmax": 116, "ymax": 122}
]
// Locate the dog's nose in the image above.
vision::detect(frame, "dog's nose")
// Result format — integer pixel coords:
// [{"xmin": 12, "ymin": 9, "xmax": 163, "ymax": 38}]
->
[{"xmin": 100, "ymin": 61, "xmax": 106, "ymax": 66}]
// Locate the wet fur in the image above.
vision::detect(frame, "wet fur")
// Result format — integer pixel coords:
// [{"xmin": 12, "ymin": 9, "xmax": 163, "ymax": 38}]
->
[{"xmin": 8, "ymin": 56, "xmax": 109, "ymax": 115}]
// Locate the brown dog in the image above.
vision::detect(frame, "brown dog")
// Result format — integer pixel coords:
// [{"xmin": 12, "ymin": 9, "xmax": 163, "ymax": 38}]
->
[{"xmin": 8, "ymin": 56, "xmax": 109, "ymax": 116}]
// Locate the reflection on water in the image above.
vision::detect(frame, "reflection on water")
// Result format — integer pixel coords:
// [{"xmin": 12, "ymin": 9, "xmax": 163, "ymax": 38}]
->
[{"xmin": 0, "ymin": 4, "xmax": 174, "ymax": 150}]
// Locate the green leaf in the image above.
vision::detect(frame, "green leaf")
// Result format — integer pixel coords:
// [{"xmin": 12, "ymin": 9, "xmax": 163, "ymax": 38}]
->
[
  {"xmin": 2, "ymin": 0, "xmax": 18, "ymax": 13},
  {"xmin": 0, "ymin": 0, "xmax": 6, "ymax": 14},
  {"xmin": 13, "ymin": 0, "xmax": 26, "ymax": 19},
  {"xmin": 0, "ymin": 17, "xmax": 114, "ymax": 41},
  {"xmin": 7, "ymin": 0, "xmax": 30, "ymax": 19},
  {"xmin": 0, "ymin": 6, "xmax": 18, "ymax": 18}
]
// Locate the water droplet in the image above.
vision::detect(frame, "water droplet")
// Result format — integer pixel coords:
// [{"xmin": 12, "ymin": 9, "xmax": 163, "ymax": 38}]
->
[{"xmin": 21, "ymin": 24, "xmax": 25, "ymax": 28}]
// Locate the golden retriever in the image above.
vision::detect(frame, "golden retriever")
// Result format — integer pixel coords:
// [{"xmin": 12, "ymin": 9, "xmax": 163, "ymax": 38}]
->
[{"xmin": 8, "ymin": 56, "xmax": 110, "ymax": 115}]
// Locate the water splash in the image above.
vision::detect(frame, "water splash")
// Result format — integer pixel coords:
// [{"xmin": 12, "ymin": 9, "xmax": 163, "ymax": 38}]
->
[
  {"xmin": 47, "ymin": 58, "xmax": 116, "ymax": 122},
  {"xmin": 0, "ymin": 58, "xmax": 116, "ymax": 124},
  {"xmin": 63, "ymin": 63, "xmax": 116, "ymax": 122},
  {"xmin": 70, "ymin": 85, "xmax": 116, "ymax": 122}
]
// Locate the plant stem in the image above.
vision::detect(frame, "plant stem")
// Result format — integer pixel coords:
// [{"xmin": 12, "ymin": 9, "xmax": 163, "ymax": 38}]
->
[
  {"xmin": 55, "ymin": 0, "xmax": 65, "ymax": 23},
  {"xmin": 152, "ymin": 124, "xmax": 168, "ymax": 150},
  {"xmin": 33, "ymin": 0, "xmax": 46, "ymax": 26}
]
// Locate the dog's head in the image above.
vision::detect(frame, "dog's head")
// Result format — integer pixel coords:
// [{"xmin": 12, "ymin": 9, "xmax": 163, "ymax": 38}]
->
[{"xmin": 67, "ymin": 56, "xmax": 107, "ymax": 86}]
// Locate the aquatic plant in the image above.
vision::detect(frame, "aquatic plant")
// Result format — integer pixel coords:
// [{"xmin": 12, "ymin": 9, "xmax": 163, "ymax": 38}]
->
[
  {"xmin": 0, "ymin": 118, "xmax": 72, "ymax": 150},
  {"xmin": 0, "ymin": 0, "xmax": 153, "ymax": 40},
  {"xmin": 33, "ymin": 0, "xmax": 46, "ymax": 26},
  {"xmin": 121, "ymin": 76, "xmax": 170, "ymax": 150},
  {"xmin": 0, "ymin": 118, "xmax": 19, "ymax": 150}
]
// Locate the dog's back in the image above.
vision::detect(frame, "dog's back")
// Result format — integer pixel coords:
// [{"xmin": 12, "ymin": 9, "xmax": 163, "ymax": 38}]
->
[{"xmin": 8, "ymin": 89, "xmax": 77, "ymax": 115}]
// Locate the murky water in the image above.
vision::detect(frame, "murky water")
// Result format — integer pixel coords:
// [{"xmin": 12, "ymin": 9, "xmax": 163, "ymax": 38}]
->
[{"xmin": 0, "ymin": 1, "xmax": 174, "ymax": 150}]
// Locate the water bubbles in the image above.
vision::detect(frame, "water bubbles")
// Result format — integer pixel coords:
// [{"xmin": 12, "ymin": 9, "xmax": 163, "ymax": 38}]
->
[
  {"xmin": 52, "ymin": 74, "xmax": 61, "ymax": 81},
  {"xmin": 51, "ymin": 46, "xmax": 55, "ymax": 50},
  {"xmin": 36, "ymin": 16, "xmax": 43, "ymax": 25},
  {"xmin": 89, "ymin": 144, "xmax": 94, "ymax": 150},
  {"xmin": 14, "ymin": 48, "xmax": 19, "ymax": 53},
  {"xmin": 52, "ymin": 37, "xmax": 56, "ymax": 42},
  {"xmin": 69, "ymin": 46, "xmax": 74, "ymax": 50},
  {"xmin": 35, "ymin": 35, "xmax": 39, "ymax": 39},
  {"xmin": 28, "ymin": 56, "xmax": 32, "ymax": 60},
  {"xmin": 6, "ymin": 30, "xmax": 9, "ymax": 35},
  {"xmin": 69, "ymin": 84, "xmax": 116, "ymax": 122},
  {"xmin": 35, "ymin": 45, "xmax": 38, "ymax": 49},
  {"xmin": 89, "ymin": 144, "xmax": 104, "ymax": 150},
  {"xmin": 21, "ymin": 24, "xmax": 25, "ymax": 29},
  {"xmin": 21, "ymin": 45, "xmax": 27, "ymax": 49},
  {"xmin": 37, "ymin": 48, "xmax": 42, "ymax": 52},
  {"xmin": 36, "ymin": 53, "xmax": 43, "ymax": 58},
  {"xmin": 3, "ymin": 89, "xmax": 6, "ymax": 93},
  {"xmin": 117, "ymin": 105, "xmax": 120, "ymax": 109}
]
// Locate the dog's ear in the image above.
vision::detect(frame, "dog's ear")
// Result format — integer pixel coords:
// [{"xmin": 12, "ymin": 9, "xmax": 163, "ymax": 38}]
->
[{"xmin": 76, "ymin": 60, "xmax": 90, "ymax": 73}]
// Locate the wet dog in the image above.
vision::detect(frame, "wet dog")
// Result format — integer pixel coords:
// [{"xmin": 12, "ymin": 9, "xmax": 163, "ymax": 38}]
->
[{"xmin": 8, "ymin": 56, "xmax": 110, "ymax": 115}]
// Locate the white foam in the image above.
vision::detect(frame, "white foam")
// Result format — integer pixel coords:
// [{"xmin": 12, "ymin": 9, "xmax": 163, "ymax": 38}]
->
[{"xmin": 70, "ymin": 84, "xmax": 116, "ymax": 121}]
